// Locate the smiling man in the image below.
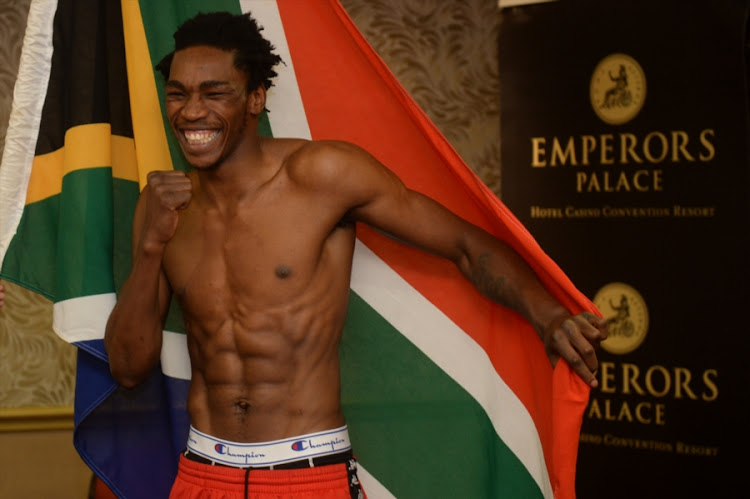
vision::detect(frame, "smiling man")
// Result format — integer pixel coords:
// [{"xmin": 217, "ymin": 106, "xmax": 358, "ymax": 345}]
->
[{"xmin": 104, "ymin": 11, "xmax": 607, "ymax": 499}]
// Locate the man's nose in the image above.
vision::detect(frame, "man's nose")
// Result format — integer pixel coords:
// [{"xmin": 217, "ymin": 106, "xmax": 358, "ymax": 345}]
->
[{"xmin": 182, "ymin": 95, "xmax": 207, "ymax": 120}]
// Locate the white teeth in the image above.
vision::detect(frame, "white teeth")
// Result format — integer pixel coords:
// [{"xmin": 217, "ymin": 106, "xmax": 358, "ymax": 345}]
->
[{"xmin": 184, "ymin": 130, "xmax": 219, "ymax": 145}]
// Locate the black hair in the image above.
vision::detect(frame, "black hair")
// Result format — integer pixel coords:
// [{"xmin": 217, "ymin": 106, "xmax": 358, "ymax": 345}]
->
[{"xmin": 155, "ymin": 11, "xmax": 283, "ymax": 92}]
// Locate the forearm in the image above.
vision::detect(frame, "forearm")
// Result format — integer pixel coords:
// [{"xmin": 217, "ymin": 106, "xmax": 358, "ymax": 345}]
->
[
  {"xmin": 104, "ymin": 246, "xmax": 168, "ymax": 387},
  {"xmin": 460, "ymin": 228, "xmax": 608, "ymax": 386},
  {"xmin": 460, "ymin": 232, "xmax": 568, "ymax": 340}
]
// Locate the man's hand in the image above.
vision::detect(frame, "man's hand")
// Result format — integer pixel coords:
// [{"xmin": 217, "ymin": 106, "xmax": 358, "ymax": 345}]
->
[
  {"xmin": 543, "ymin": 311, "xmax": 608, "ymax": 388},
  {"xmin": 141, "ymin": 171, "xmax": 193, "ymax": 249}
]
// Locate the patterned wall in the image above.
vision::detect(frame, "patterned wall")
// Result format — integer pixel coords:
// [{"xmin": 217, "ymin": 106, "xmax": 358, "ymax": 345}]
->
[
  {"xmin": 0, "ymin": 0, "xmax": 501, "ymax": 411},
  {"xmin": 341, "ymin": 0, "xmax": 501, "ymax": 192},
  {"xmin": 0, "ymin": 0, "xmax": 75, "ymax": 412}
]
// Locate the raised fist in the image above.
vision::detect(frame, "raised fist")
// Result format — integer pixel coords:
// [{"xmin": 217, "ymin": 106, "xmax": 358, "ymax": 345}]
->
[{"xmin": 141, "ymin": 170, "xmax": 193, "ymax": 247}]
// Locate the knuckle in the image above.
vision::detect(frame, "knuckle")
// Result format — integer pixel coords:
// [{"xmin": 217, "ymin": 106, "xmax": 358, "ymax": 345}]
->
[
  {"xmin": 580, "ymin": 345, "xmax": 595, "ymax": 358},
  {"xmin": 560, "ymin": 318, "xmax": 576, "ymax": 335},
  {"xmin": 568, "ymin": 356, "xmax": 583, "ymax": 368},
  {"xmin": 147, "ymin": 171, "xmax": 164, "ymax": 183},
  {"xmin": 550, "ymin": 329, "xmax": 566, "ymax": 344}
]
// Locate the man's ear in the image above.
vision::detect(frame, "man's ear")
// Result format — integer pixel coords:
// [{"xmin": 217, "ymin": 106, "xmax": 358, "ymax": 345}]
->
[{"xmin": 247, "ymin": 85, "xmax": 267, "ymax": 116}]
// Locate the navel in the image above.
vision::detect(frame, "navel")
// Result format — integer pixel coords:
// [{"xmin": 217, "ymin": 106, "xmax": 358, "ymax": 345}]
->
[
  {"xmin": 275, "ymin": 264, "xmax": 292, "ymax": 279},
  {"xmin": 233, "ymin": 400, "xmax": 251, "ymax": 413}
]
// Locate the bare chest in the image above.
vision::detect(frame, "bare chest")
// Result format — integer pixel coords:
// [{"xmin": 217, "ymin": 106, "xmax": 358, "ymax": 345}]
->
[{"xmin": 161, "ymin": 196, "xmax": 355, "ymax": 317}]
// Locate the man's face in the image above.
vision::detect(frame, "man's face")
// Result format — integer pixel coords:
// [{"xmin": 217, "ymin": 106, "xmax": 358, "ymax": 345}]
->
[{"xmin": 165, "ymin": 45, "xmax": 252, "ymax": 169}]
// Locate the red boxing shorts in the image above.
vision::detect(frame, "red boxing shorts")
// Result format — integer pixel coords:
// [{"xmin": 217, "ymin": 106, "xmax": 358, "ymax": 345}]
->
[
  {"xmin": 169, "ymin": 426, "xmax": 366, "ymax": 499},
  {"xmin": 169, "ymin": 455, "xmax": 366, "ymax": 499}
]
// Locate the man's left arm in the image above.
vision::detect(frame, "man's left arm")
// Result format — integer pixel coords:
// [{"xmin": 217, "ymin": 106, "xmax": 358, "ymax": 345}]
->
[
  {"xmin": 327, "ymin": 142, "xmax": 608, "ymax": 387},
  {"xmin": 371, "ymin": 190, "xmax": 607, "ymax": 387}
]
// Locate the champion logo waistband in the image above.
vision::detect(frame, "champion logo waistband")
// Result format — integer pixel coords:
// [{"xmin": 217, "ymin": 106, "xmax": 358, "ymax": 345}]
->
[{"xmin": 186, "ymin": 425, "xmax": 352, "ymax": 467}]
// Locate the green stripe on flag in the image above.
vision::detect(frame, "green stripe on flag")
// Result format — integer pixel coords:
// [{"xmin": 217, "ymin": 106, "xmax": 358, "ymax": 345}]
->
[
  {"xmin": 2, "ymin": 171, "xmax": 140, "ymax": 302},
  {"xmin": 55, "ymin": 168, "xmax": 115, "ymax": 301},
  {"xmin": 341, "ymin": 291, "xmax": 543, "ymax": 499},
  {"xmin": 112, "ymin": 178, "xmax": 142, "ymax": 295},
  {"xmin": 1, "ymin": 195, "xmax": 59, "ymax": 298}
]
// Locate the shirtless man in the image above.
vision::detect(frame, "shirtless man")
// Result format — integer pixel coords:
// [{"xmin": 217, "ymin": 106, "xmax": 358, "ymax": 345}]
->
[{"xmin": 104, "ymin": 11, "xmax": 607, "ymax": 499}]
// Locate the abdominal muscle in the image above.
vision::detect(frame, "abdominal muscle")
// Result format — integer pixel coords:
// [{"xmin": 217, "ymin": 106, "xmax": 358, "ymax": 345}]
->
[
  {"xmin": 183, "ymin": 307, "xmax": 347, "ymax": 444},
  {"xmin": 169, "ymin": 233, "xmax": 354, "ymax": 444}
]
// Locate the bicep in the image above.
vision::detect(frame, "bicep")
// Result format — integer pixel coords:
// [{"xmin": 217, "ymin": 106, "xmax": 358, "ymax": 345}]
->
[
  {"xmin": 346, "ymin": 158, "xmax": 482, "ymax": 265},
  {"xmin": 311, "ymin": 141, "xmax": 491, "ymax": 265}
]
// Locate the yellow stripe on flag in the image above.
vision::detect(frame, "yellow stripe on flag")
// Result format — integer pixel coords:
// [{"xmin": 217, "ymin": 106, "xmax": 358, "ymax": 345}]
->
[
  {"xmin": 121, "ymin": 0, "xmax": 174, "ymax": 189},
  {"xmin": 25, "ymin": 124, "xmax": 138, "ymax": 205}
]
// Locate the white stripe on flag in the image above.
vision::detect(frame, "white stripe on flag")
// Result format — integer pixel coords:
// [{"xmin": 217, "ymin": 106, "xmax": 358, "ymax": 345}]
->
[
  {"xmin": 350, "ymin": 240, "xmax": 553, "ymax": 499},
  {"xmin": 53, "ymin": 293, "xmax": 116, "ymax": 343},
  {"xmin": 241, "ymin": 0, "xmax": 312, "ymax": 140},
  {"xmin": 161, "ymin": 331, "xmax": 191, "ymax": 379},
  {"xmin": 0, "ymin": 0, "xmax": 58, "ymax": 264}
]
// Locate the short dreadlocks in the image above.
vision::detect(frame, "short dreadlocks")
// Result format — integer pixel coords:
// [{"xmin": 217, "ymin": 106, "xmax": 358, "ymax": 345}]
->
[{"xmin": 156, "ymin": 11, "xmax": 283, "ymax": 93}]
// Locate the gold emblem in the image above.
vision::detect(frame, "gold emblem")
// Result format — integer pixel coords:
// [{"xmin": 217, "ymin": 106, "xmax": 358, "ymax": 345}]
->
[
  {"xmin": 590, "ymin": 53, "xmax": 647, "ymax": 125},
  {"xmin": 593, "ymin": 282, "xmax": 649, "ymax": 354}
]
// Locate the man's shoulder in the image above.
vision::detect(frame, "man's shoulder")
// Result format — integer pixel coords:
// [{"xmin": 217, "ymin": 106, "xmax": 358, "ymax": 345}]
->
[
  {"xmin": 281, "ymin": 138, "xmax": 359, "ymax": 159},
  {"xmin": 262, "ymin": 137, "xmax": 353, "ymax": 165},
  {"xmin": 280, "ymin": 139, "xmax": 365, "ymax": 180}
]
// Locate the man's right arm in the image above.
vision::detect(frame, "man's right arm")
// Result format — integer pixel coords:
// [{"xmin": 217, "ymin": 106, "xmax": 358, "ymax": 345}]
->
[{"xmin": 104, "ymin": 171, "xmax": 192, "ymax": 388}]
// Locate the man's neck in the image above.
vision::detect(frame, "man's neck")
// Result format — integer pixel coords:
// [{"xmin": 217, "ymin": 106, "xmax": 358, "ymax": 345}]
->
[{"xmin": 193, "ymin": 137, "xmax": 277, "ymax": 211}]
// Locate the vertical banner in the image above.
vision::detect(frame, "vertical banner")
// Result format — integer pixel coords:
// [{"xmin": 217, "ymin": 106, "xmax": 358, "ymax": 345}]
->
[{"xmin": 498, "ymin": 0, "xmax": 750, "ymax": 497}]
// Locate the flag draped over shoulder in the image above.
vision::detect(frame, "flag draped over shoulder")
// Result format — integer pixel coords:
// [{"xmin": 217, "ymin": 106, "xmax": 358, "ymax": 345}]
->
[{"xmin": 0, "ymin": 0, "xmax": 595, "ymax": 497}]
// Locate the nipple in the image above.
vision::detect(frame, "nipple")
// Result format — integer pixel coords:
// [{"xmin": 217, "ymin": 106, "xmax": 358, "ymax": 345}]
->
[{"xmin": 275, "ymin": 264, "xmax": 292, "ymax": 279}]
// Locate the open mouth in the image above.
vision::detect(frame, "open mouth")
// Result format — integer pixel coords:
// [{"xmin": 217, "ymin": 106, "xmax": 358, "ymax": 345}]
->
[{"xmin": 183, "ymin": 129, "xmax": 220, "ymax": 146}]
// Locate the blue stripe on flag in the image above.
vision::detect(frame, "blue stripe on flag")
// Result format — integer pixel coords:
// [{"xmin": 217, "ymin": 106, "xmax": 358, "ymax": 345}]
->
[{"xmin": 73, "ymin": 340, "xmax": 190, "ymax": 498}]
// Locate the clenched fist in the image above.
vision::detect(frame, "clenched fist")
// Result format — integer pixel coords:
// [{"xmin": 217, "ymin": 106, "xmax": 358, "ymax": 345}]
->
[{"xmin": 140, "ymin": 170, "xmax": 193, "ymax": 249}]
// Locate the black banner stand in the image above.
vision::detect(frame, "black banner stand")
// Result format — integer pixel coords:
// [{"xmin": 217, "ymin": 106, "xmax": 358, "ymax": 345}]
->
[{"xmin": 498, "ymin": 1, "xmax": 750, "ymax": 497}]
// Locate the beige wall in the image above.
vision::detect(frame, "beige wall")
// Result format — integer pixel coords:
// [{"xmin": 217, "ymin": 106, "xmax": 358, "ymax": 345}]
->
[
  {"xmin": 0, "ymin": 1, "xmax": 500, "ymax": 497},
  {"xmin": 0, "ymin": 430, "xmax": 93, "ymax": 498}
]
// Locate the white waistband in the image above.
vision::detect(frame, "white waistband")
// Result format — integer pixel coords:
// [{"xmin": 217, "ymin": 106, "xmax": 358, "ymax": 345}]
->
[{"xmin": 186, "ymin": 425, "xmax": 352, "ymax": 467}]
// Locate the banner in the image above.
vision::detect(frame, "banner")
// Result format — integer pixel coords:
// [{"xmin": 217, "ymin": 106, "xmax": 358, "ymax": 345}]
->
[
  {"xmin": 2, "ymin": 0, "xmax": 597, "ymax": 497},
  {"xmin": 498, "ymin": 1, "xmax": 750, "ymax": 497}
]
